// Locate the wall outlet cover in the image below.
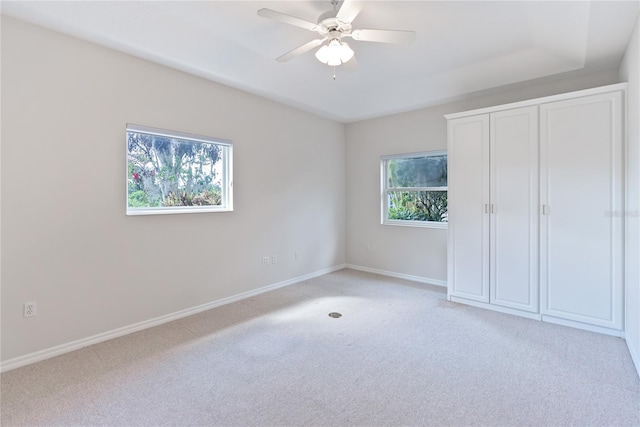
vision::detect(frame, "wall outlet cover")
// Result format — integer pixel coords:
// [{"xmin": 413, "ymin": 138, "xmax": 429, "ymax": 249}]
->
[{"xmin": 24, "ymin": 302, "xmax": 37, "ymax": 318}]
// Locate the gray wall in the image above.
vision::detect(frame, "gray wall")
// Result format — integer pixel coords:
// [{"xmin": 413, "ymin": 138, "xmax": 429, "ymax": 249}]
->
[{"xmin": 1, "ymin": 16, "xmax": 346, "ymax": 362}]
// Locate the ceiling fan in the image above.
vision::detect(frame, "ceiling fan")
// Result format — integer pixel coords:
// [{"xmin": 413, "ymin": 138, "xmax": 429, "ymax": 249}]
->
[{"xmin": 257, "ymin": 0, "xmax": 416, "ymax": 68}]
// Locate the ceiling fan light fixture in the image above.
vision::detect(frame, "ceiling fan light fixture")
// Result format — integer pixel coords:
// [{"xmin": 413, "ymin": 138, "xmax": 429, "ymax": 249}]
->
[
  {"xmin": 315, "ymin": 39, "xmax": 354, "ymax": 66},
  {"xmin": 339, "ymin": 41, "xmax": 354, "ymax": 63},
  {"xmin": 327, "ymin": 56, "xmax": 342, "ymax": 67},
  {"xmin": 315, "ymin": 44, "xmax": 331, "ymax": 64}
]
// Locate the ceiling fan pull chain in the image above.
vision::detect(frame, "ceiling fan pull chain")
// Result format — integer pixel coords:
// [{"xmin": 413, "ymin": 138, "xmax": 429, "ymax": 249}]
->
[{"xmin": 333, "ymin": 66, "xmax": 337, "ymax": 80}]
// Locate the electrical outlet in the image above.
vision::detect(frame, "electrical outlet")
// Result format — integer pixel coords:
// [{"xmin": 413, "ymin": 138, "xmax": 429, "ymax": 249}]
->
[
  {"xmin": 262, "ymin": 256, "xmax": 270, "ymax": 266},
  {"xmin": 24, "ymin": 301, "xmax": 37, "ymax": 318},
  {"xmin": 272, "ymin": 255, "xmax": 277, "ymax": 264}
]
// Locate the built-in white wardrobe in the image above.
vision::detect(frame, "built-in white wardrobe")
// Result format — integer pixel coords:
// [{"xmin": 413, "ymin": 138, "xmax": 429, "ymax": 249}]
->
[{"xmin": 445, "ymin": 83, "xmax": 625, "ymax": 336}]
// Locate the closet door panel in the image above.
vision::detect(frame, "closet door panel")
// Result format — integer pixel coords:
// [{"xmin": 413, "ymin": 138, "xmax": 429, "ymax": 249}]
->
[
  {"xmin": 540, "ymin": 91, "xmax": 623, "ymax": 329},
  {"xmin": 490, "ymin": 107, "xmax": 539, "ymax": 312},
  {"xmin": 448, "ymin": 115, "xmax": 490, "ymax": 302}
]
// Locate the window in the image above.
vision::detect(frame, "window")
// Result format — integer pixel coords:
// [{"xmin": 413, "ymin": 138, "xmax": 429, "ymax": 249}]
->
[
  {"xmin": 381, "ymin": 151, "xmax": 447, "ymax": 228},
  {"xmin": 126, "ymin": 124, "xmax": 233, "ymax": 215}
]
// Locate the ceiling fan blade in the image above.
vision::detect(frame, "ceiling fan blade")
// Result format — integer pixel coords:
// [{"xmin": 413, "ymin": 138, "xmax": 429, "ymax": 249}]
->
[
  {"xmin": 351, "ymin": 29, "xmax": 416, "ymax": 43},
  {"xmin": 336, "ymin": 0, "xmax": 363, "ymax": 24},
  {"xmin": 257, "ymin": 8, "xmax": 319, "ymax": 31},
  {"xmin": 276, "ymin": 38, "xmax": 326, "ymax": 62}
]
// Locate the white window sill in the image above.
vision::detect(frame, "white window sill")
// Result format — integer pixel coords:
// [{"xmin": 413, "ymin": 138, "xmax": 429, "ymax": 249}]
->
[
  {"xmin": 383, "ymin": 219, "xmax": 448, "ymax": 229},
  {"xmin": 127, "ymin": 206, "xmax": 232, "ymax": 216}
]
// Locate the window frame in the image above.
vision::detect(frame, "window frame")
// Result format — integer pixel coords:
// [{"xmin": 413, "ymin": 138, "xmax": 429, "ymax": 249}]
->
[
  {"xmin": 126, "ymin": 123, "xmax": 233, "ymax": 216},
  {"xmin": 380, "ymin": 150, "xmax": 448, "ymax": 229}
]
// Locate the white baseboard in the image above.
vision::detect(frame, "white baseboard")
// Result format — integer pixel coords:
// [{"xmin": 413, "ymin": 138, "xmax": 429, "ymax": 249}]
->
[
  {"xmin": 0, "ymin": 264, "xmax": 346, "ymax": 373},
  {"xmin": 345, "ymin": 264, "xmax": 447, "ymax": 288},
  {"xmin": 541, "ymin": 315, "xmax": 624, "ymax": 338},
  {"xmin": 449, "ymin": 296, "xmax": 542, "ymax": 321},
  {"xmin": 447, "ymin": 296, "xmax": 626, "ymax": 338},
  {"xmin": 625, "ymin": 332, "xmax": 640, "ymax": 379}
]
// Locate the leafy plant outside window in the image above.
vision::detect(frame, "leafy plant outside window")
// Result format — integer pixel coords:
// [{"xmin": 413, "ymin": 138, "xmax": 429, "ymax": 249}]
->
[
  {"xmin": 126, "ymin": 124, "xmax": 232, "ymax": 215},
  {"xmin": 382, "ymin": 151, "xmax": 447, "ymax": 227}
]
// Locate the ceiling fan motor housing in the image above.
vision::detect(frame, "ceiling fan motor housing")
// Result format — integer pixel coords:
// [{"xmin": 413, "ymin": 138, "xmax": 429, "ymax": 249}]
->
[{"xmin": 317, "ymin": 11, "xmax": 353, "ymax": 38}]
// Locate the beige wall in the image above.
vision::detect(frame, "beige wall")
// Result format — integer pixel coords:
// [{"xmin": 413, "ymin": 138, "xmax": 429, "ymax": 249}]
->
[
  {"xmin": 345, "ymin": 71, "xmax": 621, "ymax": 283},
  {"xmin": 620, "ymin": 14, "xmax": 640, "ymax": 374},
  {"xmin": 1, "ymin": 16, "xmax": 346, "ymax": 362}
]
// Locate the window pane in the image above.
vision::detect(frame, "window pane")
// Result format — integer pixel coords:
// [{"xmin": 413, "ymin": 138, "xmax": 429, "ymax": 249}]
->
[
  {"xmin": 387, "ymin": 191, "xmax": 448, "ymax": 222},
  {"xmin": 387, "ymin": 155, "xmax": 447, "ymax": 188},
  {"xmin": 127, "ymin": 131, "xmax": 224, "ymax": 209}
]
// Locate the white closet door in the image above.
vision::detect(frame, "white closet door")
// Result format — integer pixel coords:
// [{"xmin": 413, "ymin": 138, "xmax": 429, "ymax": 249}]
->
[
  {"xmin": 540, "ymin": 91, "xmax": 623, "ymax": 330},
  {"xmin": 490, "ymin": 106, "xmax": 539, "ymax": 312},
  {"xmin": 448, "ymin": 115, "xmax": 490, "ymax": 302}
]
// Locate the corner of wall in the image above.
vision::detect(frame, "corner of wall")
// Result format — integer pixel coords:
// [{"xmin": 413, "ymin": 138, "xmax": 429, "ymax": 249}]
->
[{"xmin": 619, "ymin": 12, "xmax": 640, "ymax": 378}]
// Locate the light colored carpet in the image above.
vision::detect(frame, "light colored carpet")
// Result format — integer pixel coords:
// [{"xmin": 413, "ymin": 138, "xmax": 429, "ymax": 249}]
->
[{"xmin": 1, "ymin": 269, "xmax": 639, "ymax": 426}]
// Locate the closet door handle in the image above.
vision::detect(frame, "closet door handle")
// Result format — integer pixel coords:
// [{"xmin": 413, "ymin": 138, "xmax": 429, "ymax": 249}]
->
[
  {"xmin": 491, "ymin": 204, "xmax": 496, "ymax": 214},
  {"xmin": 484, "ymin": 204, "xmax": 489, "ymax": 214},
  {"xmin": 542, "ymin": 205, "xmax": 550, "ymax": 215}
]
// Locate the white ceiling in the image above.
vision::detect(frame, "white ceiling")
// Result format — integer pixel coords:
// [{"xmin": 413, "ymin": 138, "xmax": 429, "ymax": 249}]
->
[{"xmin": 2, "ymin": 1, "xmax": 639, "ymax": 122}]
